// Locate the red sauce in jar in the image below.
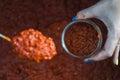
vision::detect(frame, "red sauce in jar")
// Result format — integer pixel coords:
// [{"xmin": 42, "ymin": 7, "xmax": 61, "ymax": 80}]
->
[{"xmin": 65, "ymin": 22, "xmax": 99, "ymax": 57}]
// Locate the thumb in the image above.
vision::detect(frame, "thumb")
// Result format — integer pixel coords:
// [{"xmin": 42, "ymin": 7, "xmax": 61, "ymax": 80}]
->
[
  {"xmin": 73, "ymin": 0, "xmax": 105, "ymax": 20},
  {"xmin": 76, "ymin": 8, "xmax": 95, "ymax": 20},
  {"xmin": 72, "ymin": 8, "xmax": 96, "ymax": 21}
]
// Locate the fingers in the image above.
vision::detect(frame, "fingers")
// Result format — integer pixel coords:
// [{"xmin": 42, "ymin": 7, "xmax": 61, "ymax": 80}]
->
[
  {"xmin": 75, "ymin": 0, "xmax": 111, "ymax": 20},
  {"xmin": 76, "ymin": 8, "xmax": 95, "ymax": 19},
  {"xmin": 113, "ymin": 42, "xmax": 120, "ymax": 65},
  {"xmin": 75, "ymin": 0, "xmax": 105, "ymax": 19},
  {"xmin": 84, "ymin": 30, "xmax": 119, "ymax": 63}
]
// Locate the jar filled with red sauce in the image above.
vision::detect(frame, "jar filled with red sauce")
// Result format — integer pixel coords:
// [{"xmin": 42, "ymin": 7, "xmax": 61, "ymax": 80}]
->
[{"xmin": 62, "ymin": 19, "xmax": 102, "ymax": 58}]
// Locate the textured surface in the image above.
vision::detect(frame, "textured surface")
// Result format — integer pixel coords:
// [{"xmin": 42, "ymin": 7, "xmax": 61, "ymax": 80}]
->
[
  {"xmin": 65, "ymin": 22, "xmax": 98, "ymax": 57},
  {"xmin": 12, "ymin": 29, "xmax": 57, "ymax": 62},
  {"xmin": 0, "ymin": 0, "xmax": 120, "ymax": 80}
]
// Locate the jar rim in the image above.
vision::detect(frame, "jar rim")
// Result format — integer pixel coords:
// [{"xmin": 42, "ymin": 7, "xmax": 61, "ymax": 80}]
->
[{"xmin": 61, "ymin": 19, "xmax": 103, "ymax": 59}]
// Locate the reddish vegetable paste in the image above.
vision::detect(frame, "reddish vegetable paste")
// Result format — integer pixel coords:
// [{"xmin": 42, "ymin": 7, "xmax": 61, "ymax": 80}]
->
[
  {"xmin": 65, "ymin": 22, "xmax": 99, "ymax": 57},
  {"xmin": 12, "ymin": 29, "xmax": 57, "ymax": 62}
]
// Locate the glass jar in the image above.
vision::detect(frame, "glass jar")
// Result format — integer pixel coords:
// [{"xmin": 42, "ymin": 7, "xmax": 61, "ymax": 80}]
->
[{"xmin": 61, "ymin": 19, "xmax": 103, "ymax": 59}]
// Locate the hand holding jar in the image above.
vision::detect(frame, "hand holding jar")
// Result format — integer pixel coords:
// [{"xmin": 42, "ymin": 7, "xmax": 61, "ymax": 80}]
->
[{"xmin": 75, "ymin": 0, "xmax": 120, "ymax": 65}]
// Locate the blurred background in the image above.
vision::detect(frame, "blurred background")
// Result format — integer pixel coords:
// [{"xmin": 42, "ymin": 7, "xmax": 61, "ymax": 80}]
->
[{"xmin": 0, "ymin": 0, "xmax": 120, "ymax": 80}]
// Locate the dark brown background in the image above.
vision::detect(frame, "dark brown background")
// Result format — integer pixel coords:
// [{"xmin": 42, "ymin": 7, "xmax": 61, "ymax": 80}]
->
[{"xmin": 0, "ymin": 0, "xmax": 120, "ymax": 80}]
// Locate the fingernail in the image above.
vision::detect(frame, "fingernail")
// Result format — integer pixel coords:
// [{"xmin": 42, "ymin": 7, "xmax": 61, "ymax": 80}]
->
[
  {"xmin": 115, "ymin": 59, "xmax": 119, "ymax": 65},
  {"xmin": 72, "ymin": 16, "xmax": 76, "ymax": 21},
  {"xmin": 84, "ymin": 59, "xmax": 94, "ymax": 63}
]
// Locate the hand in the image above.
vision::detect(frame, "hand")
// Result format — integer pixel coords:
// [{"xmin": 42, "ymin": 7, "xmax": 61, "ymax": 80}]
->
[{"xmin": 75, "ymin": 0, "xmax": 120, "ymax": 65}]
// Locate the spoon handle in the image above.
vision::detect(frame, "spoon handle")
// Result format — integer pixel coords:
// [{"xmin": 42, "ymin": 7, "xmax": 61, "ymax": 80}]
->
[{"xmin": 0, "ymin": 33, "xmax": 11, "ymax": 42}]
